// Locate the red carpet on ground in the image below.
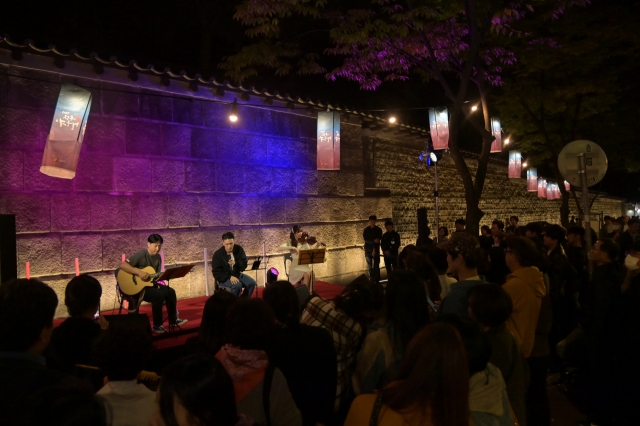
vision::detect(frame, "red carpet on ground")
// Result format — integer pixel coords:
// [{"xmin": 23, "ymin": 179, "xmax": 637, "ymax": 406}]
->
[{"xmin": 54, "ymin": 280, "xmax": 344, "ymax": 350}]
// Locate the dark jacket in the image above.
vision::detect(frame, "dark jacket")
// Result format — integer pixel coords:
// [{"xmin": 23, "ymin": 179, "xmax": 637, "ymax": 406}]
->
[
  {"xmin": 381, "ymin": 230, "xmax": 401, "ymax": 257},
  {"xmin": 212, "ymin": 244, "xmax": 248, "ymax": 283},
  {"xmin": 46, "ymin": 317, "xmax": 102, "ymax": 373},
  {"xmin": 580, "ymin": 262, "xmax": 621, "ymax": 336},
  {"xmin": 618, "ymin": 230, "xmax": 639, "ymax": 257},
  {"xmin": 363, "ymin": 226, "xmax": 383, "ymax": 255},
  {"xmin": 439, "ymin": 277, "xmax": 486, "ymax": 317}
]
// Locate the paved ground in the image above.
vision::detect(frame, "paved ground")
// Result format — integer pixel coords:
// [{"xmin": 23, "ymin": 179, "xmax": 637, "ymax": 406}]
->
[{"xmin": 548, "ymin": 373, "xmax": 586, "ymax": 425}]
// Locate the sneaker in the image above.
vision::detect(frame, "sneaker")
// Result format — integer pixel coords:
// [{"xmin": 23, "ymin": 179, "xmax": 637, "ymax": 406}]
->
[
  {"xmin": 172, "ymin": 319, "xmax": 188, "ymax": 326},
  {"xmin": 153, "ymin": 326, "xmax": 167, "ymax": 334}
]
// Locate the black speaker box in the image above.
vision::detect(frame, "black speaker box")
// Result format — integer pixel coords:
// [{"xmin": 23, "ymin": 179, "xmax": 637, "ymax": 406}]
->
[
  {"xmin": 0, "ymin": 214, "xmax": 18, "ymax": 284},
  {"xmin": 102, "ymin": 314, "xmax": 152, "ymax": 336}
]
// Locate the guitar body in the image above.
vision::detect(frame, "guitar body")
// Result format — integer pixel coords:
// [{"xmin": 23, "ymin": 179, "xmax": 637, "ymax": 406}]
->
[{"xmin": 117, "ymin": 266, "xmax": 159, "ymax": 296}]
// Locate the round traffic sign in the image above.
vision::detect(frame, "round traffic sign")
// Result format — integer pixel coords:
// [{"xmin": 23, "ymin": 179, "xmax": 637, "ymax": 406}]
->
[{"xmin": 557, "ymin": 140, "xmax": 608, "ymax": 187}]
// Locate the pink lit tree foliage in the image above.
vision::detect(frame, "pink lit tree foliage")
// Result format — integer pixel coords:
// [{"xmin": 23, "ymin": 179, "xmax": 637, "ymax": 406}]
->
[{"xmin": 223, "ymin": 0, "xmax": 589, "ymax": 234}]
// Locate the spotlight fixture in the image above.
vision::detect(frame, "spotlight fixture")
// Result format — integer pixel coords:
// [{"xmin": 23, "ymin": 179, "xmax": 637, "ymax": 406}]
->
[
  {"xmin": 266, "ymin": 267, "xmax": 279, "ymax": 285},
  {"xmin": 389, "ymin": 116, "xmax": 397, "ymax": 124},
  {"xmin": 504, "ymin": 138, "xmax": 510, "ymax": 145},
  {"xmin": 471, "ymin": 105, "xmax": 478, "ymax": 112},
  {"xmin": 229, "ymin": 98, "xmax": 238, "ymax": 122}
]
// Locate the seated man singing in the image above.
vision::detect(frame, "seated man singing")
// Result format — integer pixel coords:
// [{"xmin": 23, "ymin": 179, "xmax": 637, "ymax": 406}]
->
[
  {"xmin": 212, "ymin": 232, "xmax": 256, "ymax": 297},
  {"xmin": 118, "ymin": 234, "xmax": 187, "ymax": 334}
]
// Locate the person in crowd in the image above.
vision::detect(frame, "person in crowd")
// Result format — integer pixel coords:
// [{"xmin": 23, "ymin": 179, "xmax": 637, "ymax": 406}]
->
[
  {"xmin": 381, "ymin": 220, "xmax": 401, "ymax": 274},
  {"xmin": 524, "ymin": 222, "xmax": 544, "ymax": 245},
  {"xmin": 353, "ymin": 270, "xmax": 430, "ymax": 396},
  {"xmin": 95, "ymin": 323, "xmax": 155, "ymax": 426},
  {"xmin": 263, "ymin": 281, "xmax": 336, "ymax": 426},
  {"xmin": 212, "ymin": 232, "xmax": 257, "ymax": 298},
  {"xmin": 398, "ymin": 244, "xmax": 417, "ymax": 270},
  {"xmin": 479, "ymin": 225, "xmax": 493, "ymax": 250},
  {"xmin": 439, "ymin": 232, "xmax": 485, "ymax": 317},
  {"xmin": 603, "ymin": 216, "xmax": 615, "ymax": 238},
  {"xmin": 187, "ymin": 291, "xmax": 238, "ymax": 355},
  {"xmin": 278, "ymin": 225, "xmax": 322, "ymax": 287},
  {"xmin": 503, "ymin": 237, "xmax": 546, "ymax": 358},
  {"xmin": 149, "ymin": 353, "xmax": 250, "ymax": 426},
  {"xmin": 566, "ymin": 226, "xmax": 589, "ymax": 305},
  {"xmin": 46, "ymin": 274, "xmax": 108, "ymax": 372},
  {"xmin": 486, "ymin": 246, "xmax": 509, "ymax": 285},
  {"xmin": 622, "ymin": 240, "xmax": 640, "ymax": 292},
  {"xmin": 505, "ymin": 225, "xmax": 516, "ymax": 236},
  {"xmin": 438, "ymin": 226, "xmax": 449, "ymax": 243},
  {"xmin": 345, "ymin": 323, "xmax": 470, "ymax": 426},
  {"xmin": 468, "ymin": 284, "xmax": 527, "ymax": 426},
  {"xmin": 427, "ymin": 246, "xmax": 457, "ymax": 299},
  {"xmin": 363, "ymin": 215, "xmax": 383, "ymax": 284},
  {"xmin": 618, "ymin": 217, "xmax": 640, "ymax": 258},
  {"xmin": 119, "ymin": 234, "xmax": 187, "ymax": 333},
  {"xmin": 406, "ymin": 252, "xmax": 442, "ymax": 302},
  {"xmin": 491, "ymin": 220, "xmax": 506, "ymax": 248},
  {"xmin": 454, "ymin": 218, "xmax": 466, "ymax": 233},
  {"xmin": 302, "ymin": 275, "xmax": 384, "ymax": 414},
  {"xmin": 438, "ymin": 314, "xmax": 514, "ymax": 426},
  {"xmin": 217, "ymin": 299, "xmax": 301, "ymax": 426},
  {"xmin": 0, "ymin": 279, "xmax": 91, "ymax": 424},
  {"xmin": 416, "ymin": 226, "xmax": 434, "ymax": 253},
  {"xmin": 510, "ymin": 216, "xmax": 520, "ymax": 228}
]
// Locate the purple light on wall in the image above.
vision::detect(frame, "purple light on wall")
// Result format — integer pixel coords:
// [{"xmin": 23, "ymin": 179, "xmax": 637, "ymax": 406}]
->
[
  {"xmin": 41, "ymin": 84, "xmax": 92, "ymax": 179},
  {"xmin": 317, "ymin": 111, "xmax": 340, "ymax": 170},
  {"xmin": 490, "ymin": 117, "xmax": 502, "ymax": 153}
]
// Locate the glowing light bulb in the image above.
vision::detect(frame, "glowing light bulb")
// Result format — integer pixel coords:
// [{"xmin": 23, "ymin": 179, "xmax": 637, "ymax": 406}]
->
[
  {"xmin": 389, "ymin": 117, "xmax": 396, "ymax": 123},
  {"xmin": 229, "ymin": 98, "xmax": 239, "ymax": 123},
  {"xmin": 523, "ymin": 162, "xmax": 528, "ymax": 168},
  {"xmin": 504, "ymin": 138, "xmax": 510, "ymax": 144},
  {"xmin": 229, "ymin": 114, "xmax": 238, "ymax": 122},
  {"xmin": 471, "ymin": 105, "xmax": 478, "ymax": 112}
]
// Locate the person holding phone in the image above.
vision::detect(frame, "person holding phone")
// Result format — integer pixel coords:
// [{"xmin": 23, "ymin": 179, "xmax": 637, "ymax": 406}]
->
[{"xmin": 212, "ymin": 232, "xmax": 256, "ymax": 297}]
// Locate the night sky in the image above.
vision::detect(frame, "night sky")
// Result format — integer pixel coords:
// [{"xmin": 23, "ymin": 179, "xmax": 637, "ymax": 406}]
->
[{"xmin": 2, "ymin": 0, "xmax": 639, "ymax": 200}]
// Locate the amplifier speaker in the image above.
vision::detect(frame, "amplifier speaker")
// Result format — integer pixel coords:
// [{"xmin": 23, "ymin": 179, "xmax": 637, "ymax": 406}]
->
[
  {"xmin": 102, "ymin": 314, "xmax": 152, "ymax": 336},
  {"xmin": 0, "ymin": 215, "xmax": 18, "ymax": 284}
]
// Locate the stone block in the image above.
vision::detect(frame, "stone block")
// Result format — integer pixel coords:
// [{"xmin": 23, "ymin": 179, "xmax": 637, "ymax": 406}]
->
[
  {"xmin": 254, "ymin": 108, "xmax": 278, "ymax": 135},
  {"xmin": 245, "ymin": 135, "xmax": 269, "ymax": 165},
  {"xmin": 162, "ymin": 124, "xmax": 191, "ymax": 158},
  {"xmin": 131, "ymin": 195, "xmax": 168, "ymax": 230},
  {"xmin": 7, "ymin": 68, "xmax": 60, "ymax": 110},
  {"xmin": 203, "ymin": 229, "xmax": 232, "ymax": 255},
  {"xmin": 185, "ymin": 161, "xmax": 216, "ymax": 192},
  {"xmin": 44, "ymin": 277, "xmax": 71, "ymax": 318},
  {"xmin": 51, "ymin": 194, "xmax": 92, "ymax": 232},
  {"xmin": 260, "ymin": 197, "xmax": 286, "ymax": 224},
  {"xmin": 61, "ymin": 234, "xmax": 104, "ymax": 273},
  {"xmin": 276, "ymin": 112, "xmax": 300, "ymax": 138},
  {"xmin": 167, "ymin": 195, "xmax": 200, "ymax": 228},
  {"xmin": 17, "ymin": 234, "xmax": 61, "ymax": 277},
  {"xmin": 342, "ymin": 147, "xmax": 364, "ymax": 170},
  {"xmin": 296, "ymin": 170, "xmax": 318, "ymax": 195},
  {"xmin": 204, "ymin": 101, "xmax": 233, "ymax": 130},
  {"xmin": 199, "ymin": 195, "xmax": 230, "ymax": 227},
  {"xmin": 217, "ymin": 163, "xmax": 245, "ymax": 193},
  {"xmin": 0, "ymin": 193, "xmax": 50, "ymax": 233},
  {"xmin": 261, "ymin": 227, "xmax": 286, "ymax": 255},
  {"xmin": 94, "ymin": 272, "xmax": 118, "ymax": 312},
  {"xmin": 101, "ymin": 82, "xmax": 139, "ymax": 118},
  {"xmin": 140, "ymin": 89, "xmax": 173, "ymax": 121},
  {"xmin": 317, "ymin": 171, "xmax": 340, "ymax": 195},
  {"xmin": 152, "ymin": 159, "xmax": 184, "ymax": 193},
  {"xmin": 234, "ymin": 227, "xmax": 262, "ymax": 256},
  {"xmin": 0, "ymin": 150, "xmax": 23, "ymax": 190},
  {"xmin": 358, "ymin": 197, "xmax": 380, "ymax": 221},
  {"xmin": 173, "ymin": 97, "xmax": 204, "ymax": 126},
  {"xmin": 82, "ymin": 115, "xmax": 127, "ymax": 154},
  {"xmin": 284, "ymin": 197, "xmax": 331, "ymax": 224},
  {"xmin": 342, "ymin": 123, "xmax": 363, "ymax": 148},
  {"xmin": 91, "ymin": 195, "xmax": 132, "ymax": 231},
  {"xmin": 102, "ymin": 232, "xmax": 145, "ymax": 270},
  {"xmin": 377, "ymin": 197, "xmax": 393, "ymax": 219},
  {"xmin": 217, "ymin": 131, "xmax": 247, "ymax": 164},
  {"xmin": 337, "ymin": 172, "xmax": 364, "ymax": 196},
  {"xmin": 114, "ymin": 157, "xmax": 153, "ymax": 192},
  {"xmin": 229, "ymin": 196, "xmax": 260, "ymax": 225},
  {"xmin": 74, "ymin": 154, "xmax": 115, "ymax": 192},
  {"xmin": 329, "ymin": 198, "xmax": 360, "ymax": 222},
  {"xmin": 23, "ymin": 150, "xmax": 74, "ymax": 192},
  {"xmin": 0, "ymin": 106, "xmax": 47, "ymax": 150},
  {"xmin": 299, "ymin": 115, "xmax": 316, "ymax": 139},
  {"xmin": 244, "ymin": 166, "xmax": 272, "ymax": 194},
  {"xmin": 267, "ymin": 138, "xmax": 307, "ymax": 168},
  {"xmin": 188, "ymin": 263, "xmax": 208, "ymax": 298},
  {"xmin": 191, "ymin": 127, "xmax": 218, "ymax": 160},
  {"xmin": 125, "ymin": 120, "xmax": 162, "ymax": 156},
  {"xmin": 271, "ymin": 168, "xmax": 296, "ymax": 194},
  {"xmin": 161, "ymin": 230, "xmax": 204, "ymax": 264}
]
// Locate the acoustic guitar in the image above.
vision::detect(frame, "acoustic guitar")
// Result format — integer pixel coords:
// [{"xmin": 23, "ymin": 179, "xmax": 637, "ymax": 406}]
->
[{"xmin": 116, "ymin": 266, "xmax": 163, "ymax": 296}]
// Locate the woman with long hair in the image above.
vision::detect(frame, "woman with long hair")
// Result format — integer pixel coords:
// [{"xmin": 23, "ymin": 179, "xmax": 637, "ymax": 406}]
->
[
  {"xmin": 187, "ymin": 291, "xmax": 238, "ymax": 354},
  {"xmin": 278, "ymin": 225, "xmax": 321, "ymax": 287},
  {"xmin": 345, "ymin": 323, "xmax": 469, "ymax": 426},
  {"xmin": 352, "ymin": 270, "xmax": 430, "ymax": 395}
]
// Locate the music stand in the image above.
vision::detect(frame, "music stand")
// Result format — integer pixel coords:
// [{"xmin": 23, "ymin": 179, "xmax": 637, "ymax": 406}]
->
[
  {"xmin": 298, "ymin": 248, "xmax": 326, "ymax": 294},
  {"xmin": 250, "ymin": 257, "xmax": 261, "ymax": 298},
  {"xmin": 157, "ymin": 264, "xmax": 196, "ymax": 332}
]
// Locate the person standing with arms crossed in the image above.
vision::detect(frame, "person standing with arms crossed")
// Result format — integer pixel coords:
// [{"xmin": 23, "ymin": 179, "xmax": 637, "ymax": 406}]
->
[
  {"xmin": 381, "ymin": 220, "xmax": 401, "ymax": 273},
  {"xmin": 363, "ymin": 215, "xmax": 383, "ymax": 284}
]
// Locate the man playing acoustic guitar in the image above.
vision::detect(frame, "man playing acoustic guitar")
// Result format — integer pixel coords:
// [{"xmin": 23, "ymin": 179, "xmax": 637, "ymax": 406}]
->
[{"xmin": 118, "ymin": 234, "xmax": 187, "ymax": 334}]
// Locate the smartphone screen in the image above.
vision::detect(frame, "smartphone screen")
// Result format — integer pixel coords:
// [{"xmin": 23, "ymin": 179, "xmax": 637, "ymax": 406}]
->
[{"xmin": 427, "ymin": 297, "xmax": 438, "ymax": 313}]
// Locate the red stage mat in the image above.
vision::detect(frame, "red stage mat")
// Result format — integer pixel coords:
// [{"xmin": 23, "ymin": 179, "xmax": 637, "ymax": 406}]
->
[{"xmin": 53, "ymin": 280, "xmax": 345, "ymax": 350}]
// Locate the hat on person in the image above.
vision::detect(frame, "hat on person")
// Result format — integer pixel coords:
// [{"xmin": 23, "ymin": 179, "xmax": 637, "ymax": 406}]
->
[
  {"xmin": 369, "ymin": 215, "xmax": 377, "ymax": 221},
  {"xmin": 445, "ymin": 232, "xmax": 480, "ymax": 259}
]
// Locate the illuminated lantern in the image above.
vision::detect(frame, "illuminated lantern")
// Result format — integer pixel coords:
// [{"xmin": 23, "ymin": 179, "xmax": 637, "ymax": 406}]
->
[
  {"xmin": 490, "ymin": 117, "xmax": 502, "ymax": 153},
  {"xmin": 538, "ymin": 178, "xmax": 547, "ymax": 198},
  {"xmin": 317, "ymin": 111, "xmax": 340, "ymax": 170},
  {"xmin": 428, "ymin": 107, "xmax": 449, "ymax": 150},
  {"xmin": 508, "ymin": 150, "xmax": 522, "ymax": 178},
  {"xmin": 546, "ymin": 182, "xmax": 554, "ymax": 200},
  {"xmin": 527, "ymin": 167, "xmax": 538, "ymax": 192},
  {"xmin": 40, "ymin": 84, "xmax": 92, "ymax": 179},
  {"xmin": 565, "ymin": 180, "xmax": 570, "ymax": 191}
]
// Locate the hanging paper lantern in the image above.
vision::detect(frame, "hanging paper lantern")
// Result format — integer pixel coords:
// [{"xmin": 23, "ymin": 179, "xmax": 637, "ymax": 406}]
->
[
  {"xmin": 546, "ymin": 182, "xmax": 555, "ymax": 200},
  {"xmin": 564, "ymin": 180, "xmax": 570, "ymax": 191},
  {"xmin": 527, "ymin": 167, "xmax": 538, "ymax": 192},
  {"xmin": 538, "ymin": 178, "xmax": 547, "ymax": 198},
  {"xmin": 317, "ymin": 111, "xmax": 341, "ymax": 170},
  {"xmin": 490, "ymin": 117, "xmax": 502, "ymax": 153},
  {"xmin": 428, "ymin": 107, "xmax": 449, "ymax": 150},
  {"xmin": 508, "ymin": 151, "xmax": 522, "ymax": 178},
  {"xmin": 40, "ymin": 84, "xmax": 92, "ymax": 179}
]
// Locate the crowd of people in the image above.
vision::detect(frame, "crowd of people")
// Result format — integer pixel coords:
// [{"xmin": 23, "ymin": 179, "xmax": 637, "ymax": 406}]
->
[{"xmin": 1, "ymin": 215, "xmax": 639, "ymax": 426}]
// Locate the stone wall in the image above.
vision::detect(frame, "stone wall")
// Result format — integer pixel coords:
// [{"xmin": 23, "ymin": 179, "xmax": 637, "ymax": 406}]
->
[{"xmin": 0, "ymin": 60, "xmax": 391, "ymax": 318}]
